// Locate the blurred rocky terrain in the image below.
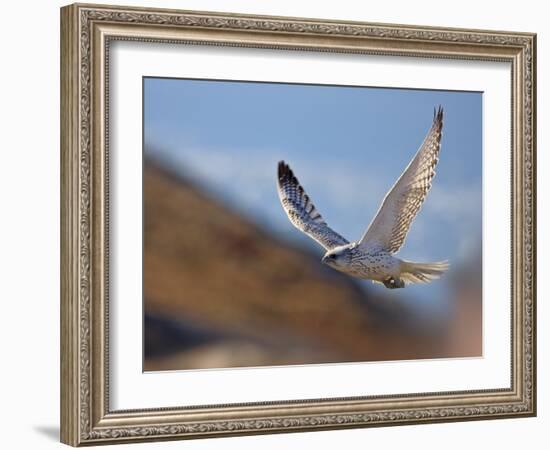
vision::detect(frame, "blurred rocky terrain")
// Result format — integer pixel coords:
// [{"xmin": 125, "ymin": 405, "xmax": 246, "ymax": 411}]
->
[{"xmin": 144, "ymin": 161, "xmax": 482, "ymax": 371}]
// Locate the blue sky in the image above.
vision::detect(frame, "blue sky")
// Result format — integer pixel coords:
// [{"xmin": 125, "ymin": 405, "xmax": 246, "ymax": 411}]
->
[{"xmin": 144, "ymin": 77, "xmax": 482, "ymax": 313}]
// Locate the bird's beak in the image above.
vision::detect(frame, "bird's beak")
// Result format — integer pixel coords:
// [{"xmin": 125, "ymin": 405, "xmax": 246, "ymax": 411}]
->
[{"xmin": 321, "ymin": 255, "xmax": 328, "ymax": 264}]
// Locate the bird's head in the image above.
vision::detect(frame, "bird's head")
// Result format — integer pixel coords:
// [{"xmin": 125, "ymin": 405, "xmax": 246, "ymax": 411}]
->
[{"xmin": 321, "ymin": 245, "xmax": 351, "ymax": 270}]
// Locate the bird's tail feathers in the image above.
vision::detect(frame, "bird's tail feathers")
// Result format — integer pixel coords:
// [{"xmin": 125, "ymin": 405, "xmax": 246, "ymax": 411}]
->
[{"xmin": 400, "ymin": 260, "xmax": 449, "ymax": 285}]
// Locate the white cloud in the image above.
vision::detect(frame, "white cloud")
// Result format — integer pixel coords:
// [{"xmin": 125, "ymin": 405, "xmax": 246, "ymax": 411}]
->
[
  {"xmin": 426, "ymin": 183, "xmax": 482, "ymax": 223},
  {"xmin": 146, "ymin": 143, "xmax": 481, "ymax": 267}
]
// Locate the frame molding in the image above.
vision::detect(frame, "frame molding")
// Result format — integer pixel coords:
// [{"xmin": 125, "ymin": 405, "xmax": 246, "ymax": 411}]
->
[{"xmin": 60, "ymin": 3, "xmax": 536, "ymax": 446}]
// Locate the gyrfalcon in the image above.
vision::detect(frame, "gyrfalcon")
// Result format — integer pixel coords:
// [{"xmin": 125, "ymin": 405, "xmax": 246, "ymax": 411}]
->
[{"xmin": 276, "ymin": 107, "xmax": 448, "ymax": 289}]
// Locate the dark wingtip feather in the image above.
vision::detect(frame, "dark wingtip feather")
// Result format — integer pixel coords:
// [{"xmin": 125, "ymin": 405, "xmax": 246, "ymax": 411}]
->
[
  {"xmin": 278, "ymin": 160, "xmax": 298, "ymax": 186},
  {"xmin": 433, "ymin": 105, "xmax": 444, "ymax": 131},
  {"xmin": 278, "ymin": 160, "xmax": 288, "ymax": 181},
  {"xmin": 434, "ymin": 105, "xmax": 444, "ymax": 122}
]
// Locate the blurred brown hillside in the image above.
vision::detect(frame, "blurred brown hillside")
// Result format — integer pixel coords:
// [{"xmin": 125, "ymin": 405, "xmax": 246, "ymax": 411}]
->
[{"xmin": 144, "ymin": 160, "xmax": 481, "ymax": 371}]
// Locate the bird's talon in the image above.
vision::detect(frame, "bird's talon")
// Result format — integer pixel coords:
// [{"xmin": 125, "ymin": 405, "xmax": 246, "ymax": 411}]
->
[{"xmin": 383, "ymin": 277, "xmax": 404, "ymax": 289}]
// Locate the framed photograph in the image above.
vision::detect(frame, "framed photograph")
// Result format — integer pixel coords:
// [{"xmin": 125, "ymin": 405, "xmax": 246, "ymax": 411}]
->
[{"xmin": 60, "ymin": 3, "xmax": 536, "ymax": 446}]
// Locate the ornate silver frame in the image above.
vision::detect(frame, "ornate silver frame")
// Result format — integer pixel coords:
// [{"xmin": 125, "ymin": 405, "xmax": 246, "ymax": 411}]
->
[{"xmin": 60, "ymin": 3, "xmax": 536, "ymax": 446}]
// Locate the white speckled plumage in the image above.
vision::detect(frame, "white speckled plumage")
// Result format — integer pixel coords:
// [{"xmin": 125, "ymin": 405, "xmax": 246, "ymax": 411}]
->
[{"xmin": 276, "ymin": 107, "xmax": 449, "ymax": 289}]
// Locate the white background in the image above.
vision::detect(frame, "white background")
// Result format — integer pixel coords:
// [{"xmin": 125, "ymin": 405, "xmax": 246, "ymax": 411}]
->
[
  {"xmin": 111, "ymin": 42, "xmax": 511, "ymax": 409},
  {"xmin": 0, "ymin": 0, "xmax": 546, "ymax": 449}
]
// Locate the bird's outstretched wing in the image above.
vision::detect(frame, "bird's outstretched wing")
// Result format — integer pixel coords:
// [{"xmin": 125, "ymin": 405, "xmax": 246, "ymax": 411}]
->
[
  {"xmin": 277, "ymin": 161, "xmax": 349, "ymax": 250},
  {"xmin": 359, "ymin": 107, "xmax": 444, "ymax": 254}
]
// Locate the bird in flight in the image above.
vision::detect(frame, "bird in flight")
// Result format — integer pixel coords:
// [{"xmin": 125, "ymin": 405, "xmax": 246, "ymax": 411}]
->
[{"xmin": 277, "ymin": 106, "xmax": 448, "ymax": 289}]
